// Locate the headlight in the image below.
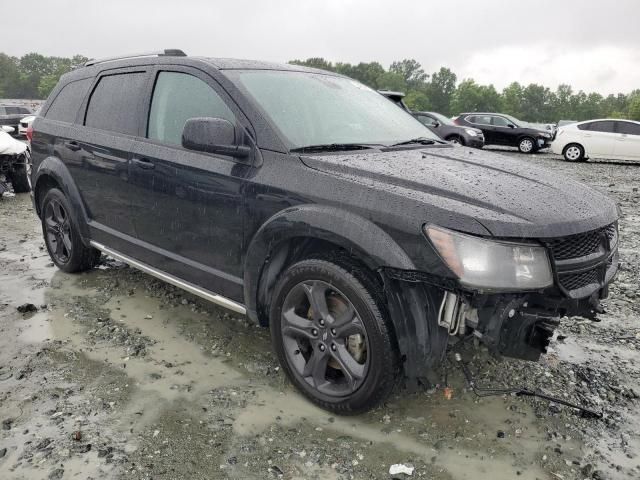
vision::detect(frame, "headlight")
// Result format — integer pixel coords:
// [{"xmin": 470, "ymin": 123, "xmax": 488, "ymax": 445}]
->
[
  {"xmin": 425, "ymin": 225, "xmax": 553, "ymax": 290},
  {"xmin": 465, "ymin": 129, "xmax": 478, "ymax": 136}
]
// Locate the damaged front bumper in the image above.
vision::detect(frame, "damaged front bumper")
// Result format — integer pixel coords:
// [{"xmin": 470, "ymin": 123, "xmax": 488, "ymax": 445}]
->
[{"xmin": 382, "ymin": 222, "xmax": 620, "ymax": 379}]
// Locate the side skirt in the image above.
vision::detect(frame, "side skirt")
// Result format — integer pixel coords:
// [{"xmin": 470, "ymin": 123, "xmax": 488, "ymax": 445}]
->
[{"xmin": 89, "ymin": 241, "xmax": 247, "ymax": 315}]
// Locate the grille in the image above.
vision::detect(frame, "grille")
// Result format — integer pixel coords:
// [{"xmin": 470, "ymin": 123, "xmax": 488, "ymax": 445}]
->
[
  {"xmin": 559, "ymin": 269, "xmax": 600, "ymax": 291},
  {"xmin": 546, "ymin": 223, "xmax": 617, "ymax": 260}
]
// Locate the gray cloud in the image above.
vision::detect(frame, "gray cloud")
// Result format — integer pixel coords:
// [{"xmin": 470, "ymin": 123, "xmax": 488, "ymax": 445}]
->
[{"xmin": 3, "ymin": 0, "xmax": 640, "ymax": 94}]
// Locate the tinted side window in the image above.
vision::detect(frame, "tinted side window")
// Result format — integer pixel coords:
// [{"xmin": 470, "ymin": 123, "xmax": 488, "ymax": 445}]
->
[
  {"xmin": 148, "ymin": 72, "xmax": 236, "ymax": 146},
  {"xmin": 587, "ymin": 121, "xmax": 615, "ymax": 133},
  {"xmin": 491, "ymin": 116, "xmax": 511, "ymax": 127},
  {"xmin": 0, "ymin": 107, "xmax": 5, "ymax": 115},
  {"xmin": 45, "ymin": 78, "xmax": 92, "ymax": 123},
  {"xmin": 616, "ymin": 121, "xmax": 640, "ymax": 135},
  {"xmin": 85, "ymin": 72, "xmax": 147, "ymax": 135},
  {"xmin": 469, "ymin": 115, "xmax": 491, "ymax": 125},
  {"xmin": 577, "ymin": 122, "xmax": 591, "ymax": 130}
]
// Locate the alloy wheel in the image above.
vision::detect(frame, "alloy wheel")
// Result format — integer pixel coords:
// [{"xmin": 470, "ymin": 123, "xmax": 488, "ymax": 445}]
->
[
  {"xmin": 565, "ymin": 146, "xmax": 582, "ymax": 161},
  {"xmin": 281, "ymin": 280, "xmax": 369, "ymax": 397},
  {"xmin": 44, "ymin": 199, "xmax": 72, "ymax": 264},
  {"xmin": 519, "ymin": 138, "xmax": 534, "ymax": 153}
]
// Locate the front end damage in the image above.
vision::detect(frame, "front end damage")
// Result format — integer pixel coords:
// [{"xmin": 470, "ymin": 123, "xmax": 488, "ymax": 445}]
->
[{"xmin": 382, "ymin": 221, "xmax": 620, "ymax": 382}]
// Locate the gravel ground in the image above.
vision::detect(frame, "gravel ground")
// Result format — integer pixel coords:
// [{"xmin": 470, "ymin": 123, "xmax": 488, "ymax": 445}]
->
[{"xmin": 0, "ymin": 148, "xmax": 639, "ymax": 480}]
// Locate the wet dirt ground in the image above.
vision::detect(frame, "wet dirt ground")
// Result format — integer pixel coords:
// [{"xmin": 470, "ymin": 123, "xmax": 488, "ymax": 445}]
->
[{"xmin": 1, "ymin": 150, "xmax": 639, "ymax": 480}]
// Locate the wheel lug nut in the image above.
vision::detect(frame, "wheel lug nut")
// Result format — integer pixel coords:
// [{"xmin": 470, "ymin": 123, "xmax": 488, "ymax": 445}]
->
[
  {"xmin": 319, "ymin": 319, "xmax": 325, "ymax": 326},
  {"xmin": 319, "ymin": 344, "xmax": 325, "ymax": 352},
  {"xmin": 331, "ymin": 344, "xmax": 336, "ymax": 351},
  {"xmin": 330, "ymin": 328, "xmax": 336, "ymax": 335},
  {"xmin": 311, "ymin": 329, "xmax": 318, "ymax": 336}
]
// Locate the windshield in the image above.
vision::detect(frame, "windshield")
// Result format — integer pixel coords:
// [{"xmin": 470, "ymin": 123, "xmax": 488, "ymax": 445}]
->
[
  {"xmin": 228, "ymin": 70, "xmax": 438, "ymax": 149},
  {"xmin": 501, "ymin": 113, "xmax": 522, "ymax": 127},
  {"xmin": 428, "ymin": 112, "xmax": 455, "ymax": 126}
]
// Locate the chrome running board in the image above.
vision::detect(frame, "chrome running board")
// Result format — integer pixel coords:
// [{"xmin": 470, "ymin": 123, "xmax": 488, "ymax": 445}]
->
[{"xmin": 89, "ymin": 241, "xmax": 247, "ymax": 315}]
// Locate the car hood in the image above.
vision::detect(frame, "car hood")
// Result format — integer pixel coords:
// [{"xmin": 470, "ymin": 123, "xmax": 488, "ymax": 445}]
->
[{"xmin": 300, "ymin": 146, "xmax": 618, "ymax": 238}]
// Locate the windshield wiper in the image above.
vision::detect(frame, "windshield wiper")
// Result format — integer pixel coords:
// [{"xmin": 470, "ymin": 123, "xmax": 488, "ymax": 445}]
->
[
  {"xmin": 290, "ymin": 143, "xmax": 378, "ymax": 153},
  {"xmin": 390, "ymin": 137, "xmax": 437, "ymax": 147}
]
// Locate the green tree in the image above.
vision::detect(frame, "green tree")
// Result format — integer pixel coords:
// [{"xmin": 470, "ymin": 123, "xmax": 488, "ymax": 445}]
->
[
  {"xmin": 289, "ymin": 57, "xmax": 335, "ymax": 72},
  {"xmin": 427, "ymin": 67, "xmax": 457, "ymax": 115},
  {"xmin": 629, "ymin": 95, "xmax": 640, "ymax": 121},
  {"xmin": 451, "ymin": 80, "xmax": 501, "ymax": 113},
  {"xmin": 502, "ymin": 82, "xmax": 524, "ymax": 118},
  {"xmin": 404, "ymin": 91, "xmax": 430, "ymax": 111},
  {"xmin": 375, "ymin": 71, "xmax": 407, "ymax": 92},
  {"xmin": 389, "ymin": 59, "xmax": 427, "ymax": 87}
]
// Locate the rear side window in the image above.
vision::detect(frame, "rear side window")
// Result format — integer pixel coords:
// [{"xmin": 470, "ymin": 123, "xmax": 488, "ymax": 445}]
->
[
  {"xmin": 616, "ymin": 121, "xmax": 640, "ymax": 135},
  {"xmin": 45, "ymin": 78, "xmax": 91, "ymax": 123},
  {"xmin": 147, "ymin": 71, "xmax": 236, "ymax": 146},
  {"xmin": 85, "ymin": 72, "xmax": 147, "ymax": 135},
  {"xmin": 5, "ymin": 107, "xmax": 31, "ymax": 115},
  {"xmin": 0, "ymin": 107, "xmax": 5, "ymax": 115},
  {"xmin": 468, "ymin": 115, "xmax": 491, "ymax": 125},
  {"xmin": 581, "ymin": 121, "xmax": 615, "ymax": 133}
]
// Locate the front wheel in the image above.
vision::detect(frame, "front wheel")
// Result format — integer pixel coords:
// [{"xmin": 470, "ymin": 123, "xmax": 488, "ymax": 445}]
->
[
  {"xmin": 563, "ymin": 143, "xmax": 585, "ymax": 162},
  {"xmin": 270, "ymin": 258, "xmax": 398, "ymax": 414},
  {"xmin": 518, "ymin": 137, "xmax": 535, "ymax": 153},
  {"xmin": 41, "ymin": 188, "xmax": 101, "ymax": 273},
  {"xmin": 446, "ymin": 135, "xmax": 464, "ymax": 146},
  {"xmin": 8, "ymin": 163, "xmax": 30, "ymax": 193}
]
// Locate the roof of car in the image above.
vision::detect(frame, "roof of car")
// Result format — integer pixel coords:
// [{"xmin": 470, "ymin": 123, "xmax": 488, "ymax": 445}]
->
[{"xmin": 574, "ymin": 118, "xmax": 640, "ymax": 124}]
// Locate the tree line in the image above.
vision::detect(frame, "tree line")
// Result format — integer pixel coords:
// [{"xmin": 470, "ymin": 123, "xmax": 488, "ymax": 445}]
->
[
  {"xmin": 1, "ymin": 52, "xmax": 639, "ymax": 123},
  {"xmin": 290, "ymin": 57, "xmax": 640, "ymax": 123}
]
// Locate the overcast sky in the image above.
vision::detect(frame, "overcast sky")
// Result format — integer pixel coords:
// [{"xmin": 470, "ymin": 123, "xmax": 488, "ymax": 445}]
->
[{"xmin": 3, "ymin": 0, "xmax": 639, "ymax": 95}]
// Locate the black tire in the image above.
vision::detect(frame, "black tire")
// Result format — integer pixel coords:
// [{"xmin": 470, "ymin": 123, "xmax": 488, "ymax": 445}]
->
[
  {"xmin": 562, "ymin": 143, "xmax": 585, "ymax": 162},
  {"xmin": 446, "ymin": 135, "xmax": 464, "ymax": 146},
  {"xmin": 518, "ymin": 136, "xmax": 535, "ymax": 153},
  {"xmin": 270, "ymin": 258, "xmax": 398, "ymax": 414},
  {"xmin": 8, "ymin": 164, "xmax": 30, "ymax": 193},
  {"xmin": 41, "ymin": 188, "xmax": 101, "ymax": 273}
]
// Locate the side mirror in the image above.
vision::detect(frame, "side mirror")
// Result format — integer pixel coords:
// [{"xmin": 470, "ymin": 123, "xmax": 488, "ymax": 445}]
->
[
  {"xmin": 508, "ymin": 124, "xmax": 515, "ymax": 129},
  {"xmin": 433, "ymin": 121, "xmax": 441, "ymax": 128},
  {"xmin": 182, "ymin": 117, "xmax": 250, "ymax": 158},
  {"xmin": 1, "ymin": 125, "xmax": 15, "ymax": 133}
]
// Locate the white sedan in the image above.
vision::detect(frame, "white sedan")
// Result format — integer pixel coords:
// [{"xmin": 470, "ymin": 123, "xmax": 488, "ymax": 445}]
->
[{"xmin": 551, "ymin": 119, "xmax": 640, "ymax": 162}]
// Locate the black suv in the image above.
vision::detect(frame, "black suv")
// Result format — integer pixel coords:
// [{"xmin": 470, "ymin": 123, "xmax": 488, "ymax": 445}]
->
[
  {"xmin": 454, "ymin": 113, "xmax": 553, "ymax": 153},
  {"xmin": 31, "ymin": 50, "xmax": 619, "ymax": 414}
]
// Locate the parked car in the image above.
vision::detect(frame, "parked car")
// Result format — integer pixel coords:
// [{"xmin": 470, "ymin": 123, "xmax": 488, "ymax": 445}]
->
[
  {"xmin": 551, "ymin": 119, "xmax": 640, "ymax": 162},
  {"xmin": 0, "ymin": 105, "xmax": 33, "ymax": 136},
  {"xmin": 18, "ymin": 109, "xmax": 39, "ymax": 137},
  {"xmin": 31, "ymin": 50, "xmax": 619, "ymax": 414},
  {"xmin": 0, "ymin": 126, "xmax": 31, "ymax": 193},
  {"xmin": 413, "ymin": 111, "xmax": 484, "ymax": 147},
  {"xmin": 378, "ymin": 91, "xmax": 484, "ymax": 147},
  {"xmin": 453, "ymin": 113, "xmax": 553, "ymax": 153}
]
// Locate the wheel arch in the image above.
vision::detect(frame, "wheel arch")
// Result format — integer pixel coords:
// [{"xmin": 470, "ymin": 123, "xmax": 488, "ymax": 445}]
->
[
  {"xmin": 33, "ymin": 156, "xmax": 91, "ymax": 243},
  {"xmin": 243, "ymin": 204, "xmax": 416, "ymax": 327}
]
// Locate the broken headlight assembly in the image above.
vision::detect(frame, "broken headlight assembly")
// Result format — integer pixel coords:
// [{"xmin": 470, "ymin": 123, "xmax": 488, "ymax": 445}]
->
[{"xmin": 425, "ymin": 225, "xmax": 553, "ymax": 290}]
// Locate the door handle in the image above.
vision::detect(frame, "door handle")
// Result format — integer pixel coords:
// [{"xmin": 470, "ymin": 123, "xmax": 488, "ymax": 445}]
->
[
  {"xmin": 64, "ymin": 140, "xmax": 81, "ymax": 151},
  {"xmin": 132, "ymin": 157, "xmax": 155, "ymax": 170}
]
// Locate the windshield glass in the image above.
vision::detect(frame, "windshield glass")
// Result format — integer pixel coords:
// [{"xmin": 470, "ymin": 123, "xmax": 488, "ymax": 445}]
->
[
  {"xmin": 228, "ymin": 70, "xmax": 439, "ymax": 149},
  {"xmin": 429, "ymin": 112, "xmax": 455, "ymax": 126},
  {"xmin": 501, "ymin": 113, "xmax": 522, "ymax": 127}
]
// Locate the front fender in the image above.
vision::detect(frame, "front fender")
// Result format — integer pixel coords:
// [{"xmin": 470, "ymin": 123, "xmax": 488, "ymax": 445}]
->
[
  {"xmin": 243, "ymin": 204, "xmax": 416, "ymax": 322},
  {"xmin": 33, "ymin": 156, "xmax": 91, "ymax": 243}
]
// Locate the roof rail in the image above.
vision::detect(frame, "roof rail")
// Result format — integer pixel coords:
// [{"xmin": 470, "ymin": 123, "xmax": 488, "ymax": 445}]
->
[{"xmin": 84, "ymin": 49, "xmax": 187, "ymax": 67}]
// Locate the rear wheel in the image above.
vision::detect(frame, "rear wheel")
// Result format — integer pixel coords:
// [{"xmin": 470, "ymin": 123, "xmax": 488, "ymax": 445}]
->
[
  {"xmin": 41, "ymin": 188, "xmax": 101, "ymax": 273},
  {"xmin": 563, "ymin": 143, "xmax": 585, "ymax": 162},
  {"xmin": 518, "ymin": 137, "xmax": 535, "ymax": 153},
  {"xmin": 270, "ymin": 258, "xmax": 398, "ymax": 414}
]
